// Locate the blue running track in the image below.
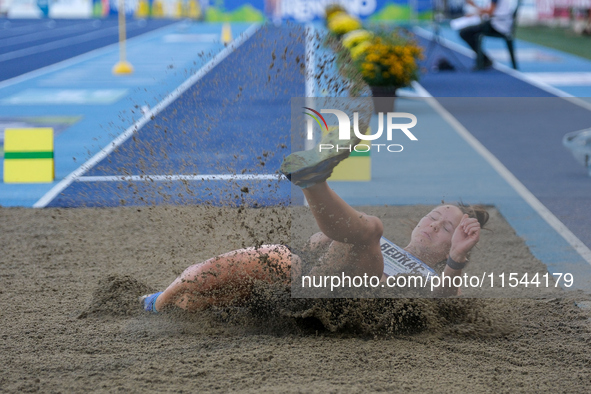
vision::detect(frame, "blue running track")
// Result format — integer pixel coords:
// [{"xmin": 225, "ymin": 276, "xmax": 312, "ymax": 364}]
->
[
  {"xmin": 45, "ymin": 24, "xmax": 305, "ymax": 207},
  {"xmin": 0, "ymin": 18, "xmax": 177, "ymax": 82}
]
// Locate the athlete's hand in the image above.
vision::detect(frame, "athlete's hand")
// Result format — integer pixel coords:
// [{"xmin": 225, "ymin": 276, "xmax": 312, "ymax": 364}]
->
[{"xmin": 449, "ymin": 214, "xmax": 481, "ymax": 262}]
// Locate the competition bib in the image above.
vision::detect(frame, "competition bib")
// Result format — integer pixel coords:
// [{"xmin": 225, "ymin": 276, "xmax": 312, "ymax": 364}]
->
[{"xmin": 380, "ymin": 237, "xmax": 437, "ymax": 278}]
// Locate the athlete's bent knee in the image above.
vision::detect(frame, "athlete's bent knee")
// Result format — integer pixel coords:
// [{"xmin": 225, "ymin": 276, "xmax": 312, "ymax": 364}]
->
[{"xmin": 358, "ymin": 215, "xmax": 383, "ymax": 245}]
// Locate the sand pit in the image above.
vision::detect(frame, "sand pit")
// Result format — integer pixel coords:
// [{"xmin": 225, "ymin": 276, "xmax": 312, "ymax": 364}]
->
[{"xmin": 1, "ymin": 205, "xmax": 591, "ymax": 392}]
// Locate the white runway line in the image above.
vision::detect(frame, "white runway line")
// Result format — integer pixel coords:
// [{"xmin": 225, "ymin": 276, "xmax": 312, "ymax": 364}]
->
[
  {"xmin": 77, "ymin": 174, "xmax": 286, "ymax": 182},
  {"xmin": 413, "ymin": 81, "xmax": 591, "ymax": 267},
  {"xmin": 34, "ymin": 23, "xmax": 262, "ymax": 208},
  {"xmin": 304, "ymin": 24, "xmax": 316, "ymax": 151},
  {"xmin": 303, "ymin": 24, "xmax": 317, "ymax": 207}
]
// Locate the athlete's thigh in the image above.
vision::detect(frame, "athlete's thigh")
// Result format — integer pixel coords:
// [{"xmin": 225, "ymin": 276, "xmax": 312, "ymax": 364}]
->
[{"xmin": 182, "ymin": 245, "xmax": 293, "ymax": 290}]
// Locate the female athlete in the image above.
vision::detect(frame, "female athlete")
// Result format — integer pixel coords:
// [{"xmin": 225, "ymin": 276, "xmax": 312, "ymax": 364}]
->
[{"xmin": 140, "ymin": 133, "xmax": 488, "ymax": 312}]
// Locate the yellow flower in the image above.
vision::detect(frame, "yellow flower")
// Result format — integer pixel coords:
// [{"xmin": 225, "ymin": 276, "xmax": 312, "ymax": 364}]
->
[
  {"xmin": 350, "ymin": 41, "xmax": 372, "ymax": 60},
  {"xmin": 354, "ymin": 31, "xmax": 422, "ymax": 88},
  {"xmin": 325, "ymin": 4, "xmax": 347, "ymax": 20},
  {"xmin": 365, "ymin": 53, "xmax": 380, "ymax": 63},
  {"xmin": 326, "ymin": 10, "xmax": 346, "ymax": 24},
  {"xmin": 342, "ymin": 30, "xmax": 373, "ymax": 49},
  {"xmin": 328, "ymin": 14, "xmax": 362, "ymax": 35}
]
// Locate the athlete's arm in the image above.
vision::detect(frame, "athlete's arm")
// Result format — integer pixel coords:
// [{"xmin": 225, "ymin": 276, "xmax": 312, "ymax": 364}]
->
[{"xmin": 440, "ymin": 214, "xmax": 481, "ymax": 296}]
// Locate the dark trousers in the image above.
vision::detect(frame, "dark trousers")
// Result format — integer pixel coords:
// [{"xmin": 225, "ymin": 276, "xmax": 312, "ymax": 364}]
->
[{"xmin": 459, "ymin": 20, "xmax": 501, "ymax": 64}]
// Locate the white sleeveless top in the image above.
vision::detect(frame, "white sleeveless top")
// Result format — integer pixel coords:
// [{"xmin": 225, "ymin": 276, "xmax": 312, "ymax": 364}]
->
[{"xmin": 380, "ymin": 237, "xmax": 438, "ymax": 278}]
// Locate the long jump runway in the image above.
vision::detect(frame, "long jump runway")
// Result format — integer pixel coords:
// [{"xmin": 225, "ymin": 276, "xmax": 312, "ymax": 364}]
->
[{"xmin": 42, "ymin": 24, "xmax": 305, "ymax": 208}]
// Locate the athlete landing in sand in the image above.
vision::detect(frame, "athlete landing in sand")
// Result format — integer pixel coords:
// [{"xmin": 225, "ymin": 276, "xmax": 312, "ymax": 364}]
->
[{"xmin": 140, "ymin": 131, "xmax": 488, "ymax": 312}]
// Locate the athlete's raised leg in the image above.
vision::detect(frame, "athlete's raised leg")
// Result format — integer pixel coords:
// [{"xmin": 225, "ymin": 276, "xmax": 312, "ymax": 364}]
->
[
  {"xmin": 280, "ymin": 125, "xmax": 384, "ymax": 278},
  {"xmin": 303, "ymin": 182, "xmax": 383, "ymax": 246}
]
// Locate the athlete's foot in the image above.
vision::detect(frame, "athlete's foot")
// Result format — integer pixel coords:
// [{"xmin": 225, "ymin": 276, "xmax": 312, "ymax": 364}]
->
[
  {"xmin": 280, "ymin": 127, "xmax": 361, "ymax": 188},
  {"xmin": 139, "ymin": 292, "xmax": 163, "ymax": 313}
]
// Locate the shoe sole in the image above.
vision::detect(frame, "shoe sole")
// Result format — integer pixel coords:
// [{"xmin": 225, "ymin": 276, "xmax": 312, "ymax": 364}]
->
[{"xmin": 280, "ymin": 128, "xmax": 361, "ymax": 187}]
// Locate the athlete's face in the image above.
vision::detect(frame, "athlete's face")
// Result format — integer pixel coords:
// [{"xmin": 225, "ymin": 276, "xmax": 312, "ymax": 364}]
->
[{"xmin": 410, "ymin": 205, "xmax": 463, "ymax": 263}]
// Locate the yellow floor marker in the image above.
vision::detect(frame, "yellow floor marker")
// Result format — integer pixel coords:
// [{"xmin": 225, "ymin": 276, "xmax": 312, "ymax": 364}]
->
[
  {"xmin": 187, "ymin": 0, "xmax": 201, "ymax": 19},
  {"xmin": 174, "ymin": 0, "xmax": 183, "ymax": 18},
  {"xmin": 112, "ymin": 0, "xmax": 134, "ymax": 75},
  {"xmin": 329, "ymin": 140, "xmax": 371, "ymax": 181},
  {"xmin": 4, "ymin": 128, "xmax": 54, "ymax": 183},
  {"xmin": 328, "ymin": 126, "xmax": 372, "ymax": 182},
  {"xmin": 152, "ymin": 0, "xmax": 164, "ymax": 17},
  {"xmin": 135, "ymin": 0, "xmax": 150, "ymax": 18},
  {"xmin": 221, "ymin": 22, "xmax": 233, "ymax": 45}
]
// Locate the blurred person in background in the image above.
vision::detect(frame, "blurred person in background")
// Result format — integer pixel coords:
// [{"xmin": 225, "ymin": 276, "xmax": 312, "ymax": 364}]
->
[{"xmin": 459, "ymin": 0, "xmax": 517, "ymax": 69}]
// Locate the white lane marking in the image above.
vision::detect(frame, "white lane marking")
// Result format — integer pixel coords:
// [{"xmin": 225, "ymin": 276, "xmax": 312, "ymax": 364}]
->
[
  {"xmin": 413, "ymin": 26, "xmax": 591, "ymax": 112},
  {"xmin": 487, "ymin": 48, "xmax": 561, "ymax": 62},
  {"xmin": 162, "ymin": 34, "xmax": 219, "ymax": 43},
  {"xmin": 304, "ymin": 24, "xmax": 316, "ymax": 150},
  {"xmin": 522, "ymin": 72, "xmax": 591, "ymax": 86},
  {"xmin": 412, "ymin": 81, "xmax": 591, "ymax": 266},
  {"xmin": 0, "ymin": 20, "xmax": 55, "ymax": 36},
  {"xmin": 303, "ymin": 24, "xmax": 316, "ymax": 207},
  {"xmin": 2, "ymin": 88, "xmax": 128, "ymax": 105},
  {"xmin": 33, "ymin": 23, "xmax": 262, "ymax": 208},
  {"xmin": 0, "ymin": 21, "xmax": 186, "ymax": 91},
  {"xmin": 0, "ymin": 20, "xmax": 96, "ymax": 48},
  {"xmin": 0, "ymin": 21, "xmax": 147, "ymax": 62},
  {"xmin": 77, "ymin": 174, "xmax": 286, "ymax": 182},
  {"xmin": 497, "ymin": 66, "xmax": 591, "ymax": 111}
]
